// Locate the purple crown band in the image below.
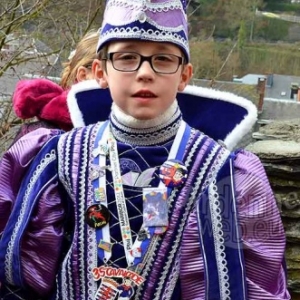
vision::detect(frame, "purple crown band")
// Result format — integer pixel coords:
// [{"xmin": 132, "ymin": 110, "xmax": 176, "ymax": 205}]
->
[{"xmin": 97, "ymin": 0, "xmax": 190, "ymax": 61}]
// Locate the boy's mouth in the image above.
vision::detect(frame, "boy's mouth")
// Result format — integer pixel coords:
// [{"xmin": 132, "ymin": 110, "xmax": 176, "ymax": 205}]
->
[{"xmin": 133, "ymin": 91, "xmax": 157, "ymax": 98}]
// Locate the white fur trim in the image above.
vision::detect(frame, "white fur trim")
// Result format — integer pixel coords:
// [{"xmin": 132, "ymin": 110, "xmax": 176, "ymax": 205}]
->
[
  {"xmin": 67, "ymin": 79, "xmax": 101, "ymax": 128},
  {"xmin": 111, "ymin": 101, "xmax": 178, "ymax": 128},
  {"xmin": 181, "ymin": 85, "xmax": 258, "ymax": 150}
]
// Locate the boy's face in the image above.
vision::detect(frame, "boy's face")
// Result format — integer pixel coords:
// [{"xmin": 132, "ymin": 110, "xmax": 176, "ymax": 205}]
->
[{"xmin": 93, "ymin": 41, "xmax": 193, "ymax": 120}]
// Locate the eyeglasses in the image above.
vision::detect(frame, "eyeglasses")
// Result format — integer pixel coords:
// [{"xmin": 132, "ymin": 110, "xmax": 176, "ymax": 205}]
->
[{"xmin": 103, "ymin": 52, "xmax": 184, "ymax": 74}]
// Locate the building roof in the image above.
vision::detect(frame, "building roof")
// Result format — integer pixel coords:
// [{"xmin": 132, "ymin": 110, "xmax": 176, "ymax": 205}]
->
[{"xmin": 235, "ymin": 73, "xmax": 300, "ymax": 101}]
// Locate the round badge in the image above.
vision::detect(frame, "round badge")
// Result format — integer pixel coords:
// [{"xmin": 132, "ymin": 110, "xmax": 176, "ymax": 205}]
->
[
  {"xmin": 159, "ymin": 159, "xmax": 188, "ymax": 188},
  {"xmin": 85, "ymin": 204, "xmax": 110, "ymax": 229}
]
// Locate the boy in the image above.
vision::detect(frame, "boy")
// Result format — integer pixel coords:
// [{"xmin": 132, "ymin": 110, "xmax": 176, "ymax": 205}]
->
[{"xmin": 0, "ymin": 0, "xmax": 290, "ymax": 299}]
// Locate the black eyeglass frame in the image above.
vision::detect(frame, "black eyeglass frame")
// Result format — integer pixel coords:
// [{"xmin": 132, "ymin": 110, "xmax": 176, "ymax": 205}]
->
[{"xmin": 103, "ymin": 52, "xmax": 185, "ymax": 74}]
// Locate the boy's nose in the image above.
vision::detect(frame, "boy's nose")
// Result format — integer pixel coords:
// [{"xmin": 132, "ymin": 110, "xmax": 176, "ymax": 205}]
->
[{"xmin": 136, "ymin": 60, "xmax": 155, "ymax": 79}]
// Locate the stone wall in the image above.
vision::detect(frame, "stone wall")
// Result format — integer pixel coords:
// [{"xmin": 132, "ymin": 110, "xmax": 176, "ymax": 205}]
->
[
  {"xmin": 261, "ymin": 98, "xmax": 300, "ymax": 121},
  {"xmin": 246, "ymin": 119, "xmax": 300, "ymax": 299}
]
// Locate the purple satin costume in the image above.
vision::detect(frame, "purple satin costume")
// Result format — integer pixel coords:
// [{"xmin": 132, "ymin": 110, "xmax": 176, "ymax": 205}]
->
[{"xmin": 0, "ymin": 124, "xmax": 290, "ymax": 299}]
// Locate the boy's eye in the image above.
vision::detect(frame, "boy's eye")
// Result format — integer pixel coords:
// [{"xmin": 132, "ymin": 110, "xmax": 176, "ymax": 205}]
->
[
  {"xmin": 154, "ymin": 55, "xmax": 174, "ymax": 62},
  {"xmin": 115, "ymin": 53, "xmax": 138, "ymax": 60}
]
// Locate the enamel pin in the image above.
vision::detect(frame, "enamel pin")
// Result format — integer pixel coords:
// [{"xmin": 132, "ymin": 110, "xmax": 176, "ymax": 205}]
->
[
  {"xmin": 159, "ymin": 159, "xmax": 187, "ymax": 188},
  {"xmin": 85, "ymin": 204, "xmax": 110, "ymax": 228}
]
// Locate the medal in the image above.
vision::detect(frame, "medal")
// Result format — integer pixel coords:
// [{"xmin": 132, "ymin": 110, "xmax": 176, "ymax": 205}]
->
[
  {"xmin": 85, "ymin": 204, "xmax": 110, "ymax": 228},
  {"xmin": 93, "ymin": 266, "xmax": 145, "ymax": 285},
  {"xmin": 93, "ymin": 266, "xmax": 145, "ymax": 300},
  {"xmin": 95, "ymin": 278, "xmax": 119, "ymax": 300},
  {"xmin": 159, "ymin": 159, "xmax": 188, "ymax": 188}
]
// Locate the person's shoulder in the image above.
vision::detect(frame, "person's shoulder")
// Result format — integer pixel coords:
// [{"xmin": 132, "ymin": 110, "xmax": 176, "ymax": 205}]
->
[
  {"xmin": 62, "ymin": 121, "xmax": 104, "ymax": 135},
  {"xmin": 59, "ymin": 121, "xmax": 107, "ymax": 146},
  {"xmin": 12, "ymin": 126, "xmax": 62, "ymax": 145},
  {"xmin": 234, "ymin": 148, "xmax": 262, "ymax": 165},
  {"xmin": 189, "ymin": 125, "xmax": 234, "ymax": 156},
  {"xmin": 232, "ymin": 148, "xmax": 268, "ymax": 179}
]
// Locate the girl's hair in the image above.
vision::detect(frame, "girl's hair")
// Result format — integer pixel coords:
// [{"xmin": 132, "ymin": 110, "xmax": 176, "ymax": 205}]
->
[{"xmin": 60, "ymin": 30, "xmax": 99, "ymax": 89}]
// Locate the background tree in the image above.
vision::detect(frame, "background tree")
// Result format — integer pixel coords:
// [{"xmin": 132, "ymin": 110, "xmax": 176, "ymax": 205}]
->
[
  {"xmin": 0, "ymin": 0, "xmax": 105, "ymax": 151},
  {"xmin": 238, "ymin": 20, "xmax": 248, "ymax": 71}
]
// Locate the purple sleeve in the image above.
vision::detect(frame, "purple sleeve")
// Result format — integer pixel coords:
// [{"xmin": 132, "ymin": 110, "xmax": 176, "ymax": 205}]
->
[
  {"xmin": 180, "ymin": 150, "xmax": 290, "ymax": 300},
  {"xmin": 0, "ymin": 128, "xmax": 59, "ymax": 233},
  {"xmin": 21, "ymin": 181, "xmax": 65, "ymax": 295},
  {"xmin": 234, "ymin": 150, "xmax": 290, "ymax": 299}
]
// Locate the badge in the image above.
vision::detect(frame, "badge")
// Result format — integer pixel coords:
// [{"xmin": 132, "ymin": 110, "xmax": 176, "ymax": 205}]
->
[
  {"xmin": 93, "ymin": 266, "xmax": 145, "ymax": 290},
  {"xmin": 90, "ymin": 164, "xmax": 106, "ymax": 181},
  {"xmin": 159, "ymin": 159, "xmax": 188, "ymax": 188},
  {"xmin": 98, "ymin": 239, "xmax": 114, "ymax": 252},
  {"xmin": 137, "ymin": 228, "xmax": 150, "ymax": 241},
  {"xmin": 98, "ymin": 142, "xmax": 109, "ymax": 156},
  {"xmin": 94, "ymin": 187, "xmax": 106, "ymax": 202},
  {"xmin": 135, "ymin": 263, "xmax": 145, "ymax": 274},
  {"xmin": 95, "ymin": 277, "xmax": 135, "ymax": 300},
  {"xmin": 92, "ymin": 143, "xmax": 109, "ymax": 158},
  {"xmin": 143, "ymin": 187, "xmax": 168, "ymax": 227},
  {"xmin": 93, "ymin": 266, "xmax": 145, "ymax": 300},
  {"xmin": 85, "ymin": 204, "xmax": 110, "ymax": 228},
  {"xmin": 94, "ymin": 277, "xmax": 119, "ymax": 300}
]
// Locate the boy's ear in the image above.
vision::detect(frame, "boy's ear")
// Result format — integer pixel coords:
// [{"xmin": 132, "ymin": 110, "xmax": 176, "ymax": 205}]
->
[
  {"xmin": 92, "ymin": 59, "xmax": 108, "ymax": 88},
  {"xmin": 178, "ymin": 63, "xmax": 193, "ymax": 92}
]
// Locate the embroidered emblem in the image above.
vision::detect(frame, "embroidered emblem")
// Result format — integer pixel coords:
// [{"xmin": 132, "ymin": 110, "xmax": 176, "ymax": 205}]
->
[{"xmin": 119, "ymin": 158, "xmax": 141, "ymax": 174}]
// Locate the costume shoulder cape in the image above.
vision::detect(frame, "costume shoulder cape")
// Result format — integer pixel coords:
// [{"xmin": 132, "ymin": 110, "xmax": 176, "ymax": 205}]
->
[{"xmin": 67, "ymin": 79, "xmax": 257, "ymax": 150}]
